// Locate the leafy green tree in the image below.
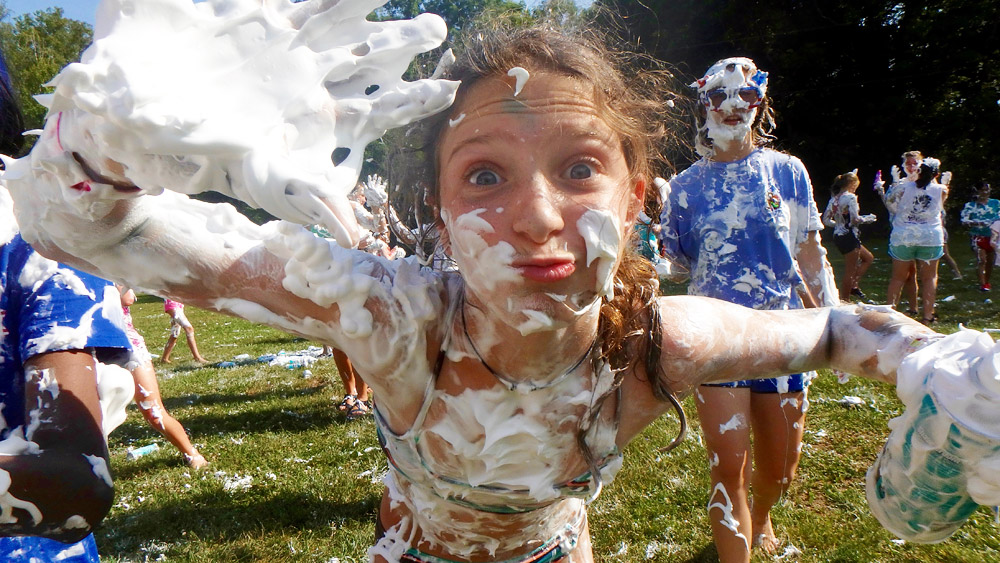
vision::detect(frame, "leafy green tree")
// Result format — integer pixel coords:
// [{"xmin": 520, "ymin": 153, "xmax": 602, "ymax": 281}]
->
[
  {"xmin": 0, "ymin": 4, "xmax": 92, "ymax": 134},
  {"xmin": 602, "ymin": 0, "xmax": 1000, "ymax": 224}
]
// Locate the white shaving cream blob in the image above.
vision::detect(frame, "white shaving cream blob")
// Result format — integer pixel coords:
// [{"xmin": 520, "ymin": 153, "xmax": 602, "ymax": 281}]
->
[
  {"xmin": 507, "ymin": 67, "xmax": 530, "ymax": 96},
  {"xmin": 4, "ymin": 0, "xmax": 458, "ymax": 246},
  {"xmin": 0, "ymin": 469, "xmax": 43, "ymax": 525},
  {"xmin": 707, "ymin": 482, "xmax": 749, "ymax": 551}
]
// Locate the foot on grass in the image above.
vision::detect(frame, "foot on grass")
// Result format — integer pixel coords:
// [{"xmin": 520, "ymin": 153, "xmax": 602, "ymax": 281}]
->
[
  {"xmin": 752, "ymin": 517, "xmax": 781, "ymax": 555},
  {"xmin": 184, "ymin": 453, "xmax": 209, "ymax": 469}
]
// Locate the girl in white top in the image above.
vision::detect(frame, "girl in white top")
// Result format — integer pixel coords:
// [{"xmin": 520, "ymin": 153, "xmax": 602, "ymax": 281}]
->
[
  {"xmin": 822, "ymin": 169, "xmax": 876, "ymax": 302},
  {"xmin": 884, "ymin": 158, "xmax": 948, "ymax": 323}
]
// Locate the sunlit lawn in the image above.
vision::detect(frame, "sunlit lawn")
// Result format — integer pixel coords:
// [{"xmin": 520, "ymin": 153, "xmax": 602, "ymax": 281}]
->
[{"xmin": 96, "ymin": 235, "xmax": 1000, "ymax": 562}]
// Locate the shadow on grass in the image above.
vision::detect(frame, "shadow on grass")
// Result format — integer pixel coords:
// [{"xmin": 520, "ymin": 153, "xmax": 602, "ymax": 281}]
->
[
  {"xmin": 109, "ymin": 386, "xmax": 373, "ymax": 462},
  {"xmin": 96, "ymin": 489, "xmax": 378, "ymax": 557},
  {"xmin": 685, "ymin": 542, "xmax": 718, "ymax": 562}
]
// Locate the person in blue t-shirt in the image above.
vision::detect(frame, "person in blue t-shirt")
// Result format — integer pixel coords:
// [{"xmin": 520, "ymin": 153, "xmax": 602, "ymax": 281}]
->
[
  {"xmin": 0, "ymin": 220, "xmax": 131, "ymax": 561},
  {"xmin": 0, "ymin": 45, "xmax": 129, "ymax": 562},
  {"xmin": 660, "ymin": 57, "xmax": 837, "ymax": 563},
  {"xmin": 960, "ymin": 181, "xmax": 999, "ymax": 291}
]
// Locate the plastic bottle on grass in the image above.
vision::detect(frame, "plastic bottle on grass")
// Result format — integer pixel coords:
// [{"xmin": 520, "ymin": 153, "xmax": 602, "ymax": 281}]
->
[{"xmin": 127, "ymin": 443, "xmax": 160, "ymax": 460}]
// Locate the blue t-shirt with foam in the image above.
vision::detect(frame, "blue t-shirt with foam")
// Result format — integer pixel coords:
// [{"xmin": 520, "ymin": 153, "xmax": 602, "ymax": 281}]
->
[
  {"xmin": 0, "ymin": 234, "xmax": 129, "ymax": 562},
  {"xmin": 660, "ymin": 148, "xmax": 822, "ymax": 311}
]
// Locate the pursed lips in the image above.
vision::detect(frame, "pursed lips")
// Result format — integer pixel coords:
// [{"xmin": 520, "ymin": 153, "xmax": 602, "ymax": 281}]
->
[{"xmin": 512, "ymin": 256, "xmax": 577, "ymax": 282}]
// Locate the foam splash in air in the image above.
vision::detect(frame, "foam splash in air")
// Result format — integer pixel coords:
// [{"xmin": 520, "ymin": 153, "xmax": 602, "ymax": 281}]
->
[{"xmin": 6, "ymin": 0, "xmax": 458, "ymax": 246}]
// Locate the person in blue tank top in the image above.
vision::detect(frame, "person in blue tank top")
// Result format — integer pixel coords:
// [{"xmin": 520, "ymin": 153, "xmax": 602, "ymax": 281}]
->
[{"xmin": 660, "ymin": 57, "xmax": 838, "ymax": 563}]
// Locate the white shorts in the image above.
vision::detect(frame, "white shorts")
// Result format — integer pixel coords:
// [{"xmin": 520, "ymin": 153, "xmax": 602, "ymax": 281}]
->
[{"xmin": 170, "ymin": 309, "xmax": 193, "ymax": 337}]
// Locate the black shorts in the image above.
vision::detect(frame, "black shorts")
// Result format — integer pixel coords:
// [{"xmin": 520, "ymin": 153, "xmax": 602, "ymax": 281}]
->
[{"xmin": 833, "ymin": 232, "xmax": 862, "ymax": 255}]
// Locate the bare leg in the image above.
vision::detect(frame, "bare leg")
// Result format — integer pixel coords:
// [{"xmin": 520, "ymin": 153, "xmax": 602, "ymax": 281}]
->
[
  {"xmin": 886, "ymin": 259, "xmax": 913, "ymax": 310},
  {"xmin": 161, "ymin": 334, "xmax": 178, "ymax": 363},
  {"xmin": 986, "ymin": 250, "xmax": 996, "ymax": 287},
  {"xmin": 917, "ymin": 258, "xmax": 940, "ymax": 321},
  {"xmin": 840, "ymin": 249, "xmax": 859, "ymax": 301},
  {"xmin": 977, "ymin": 247, "xmax": 995, "ymax": 288},
  {"xmin": 942, "ymin": 241, "xmax": 962, "ymax": 279},
  {"xmin": 854, "ymin": 245, "xmax": 874, "ymax": 289},
  {"xmin": 183, "ymin": 326, "xmax": 206, "ymax": 362},
  {"xmin": 696, "ymin": 386, "xmax": 752, "ymax": 563},
  {"xmin": 332, "ymin": 348, "xmax": 358, "ymax": 398},
  {"xmin": 749, "ymin": 391, "xmax": 807, "ymax": 554},
  {"xmin": 904, "ymin": 265, "xmax": 919, "ymax": 312},
  {"xmin": 354, "ymin": 369, "xmax": 370, "ymax": 403},
  {"xmin": 131, "ymin": 361, "xmax": 208, "ymax": 468}
]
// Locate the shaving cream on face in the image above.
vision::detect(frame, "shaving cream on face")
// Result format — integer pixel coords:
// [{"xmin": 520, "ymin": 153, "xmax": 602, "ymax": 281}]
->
[
  {"xmin": 578, "ymin": 208, "xmax": 622, "ymax": 302},
  {"xmin": 507, "ymin": 67, "xmax": 530, "ymax": 96},
  {"xmin": 441, "ymin": 208, "xmax": 563, "ymax": 336},
  {"xmin": 443, "ymin": 206, "xmax": 621, "ymax": 338},
  {"xmin": 691, "ymin": 57, "xmax": 767, "ymax": 157}
]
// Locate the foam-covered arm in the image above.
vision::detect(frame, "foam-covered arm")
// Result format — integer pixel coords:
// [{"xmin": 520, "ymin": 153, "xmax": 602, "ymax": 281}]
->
[
  {"xmin": 657, "ymin": 297, "xmax": 939, "ymax": 397},
  {"xmin": 821, "ymin": 205, "xmax": 837, "ymax": 228},
  {"xmin": 795, "ymin": 231, "xmax": 839, "ymax": 307},
  {"xmin": 6, "ymin": 0, "xmax": 457, "ymax": 248}
]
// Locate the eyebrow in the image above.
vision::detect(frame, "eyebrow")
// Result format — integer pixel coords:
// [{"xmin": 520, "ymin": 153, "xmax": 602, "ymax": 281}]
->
[{"xmin": 446, "ymin": 126, "xmax": 617, "ymax": 158}]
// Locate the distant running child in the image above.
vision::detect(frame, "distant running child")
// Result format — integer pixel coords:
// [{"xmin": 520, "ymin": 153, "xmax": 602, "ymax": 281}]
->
[{"xmin": 161, "ymin": 299, "xmax": 207, "ymax": 363}]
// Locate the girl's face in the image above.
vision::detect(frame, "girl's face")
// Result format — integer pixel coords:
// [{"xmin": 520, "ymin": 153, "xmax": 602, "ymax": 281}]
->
[
  {"xmin": 437, "ymin": 72, "xmax": 643, "ymax": 333},
  {"xmin": 903, "ymin": 156, "xmax": 921, "ymax": 178},
  {"xmin": 977, "ymin": 184, "xmax": 992, "ymax": 203}
]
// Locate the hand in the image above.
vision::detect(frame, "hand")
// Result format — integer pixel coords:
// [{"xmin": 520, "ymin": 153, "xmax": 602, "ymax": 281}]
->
[
  {"xmin": 872, "ymin": 170, "xmax": 885, "ymax": 193},
  {"xmin": 890, "ymin": 165, "xmax": 902, "ymax": 183},
  {"xmin": 362, "ymin": 174, "xmax": 389, "ymax": 208},
  {"xmin": 26, "ymin": 0, "xmax": 458, "ymax": 247},
  {"xmin": 940, "ymin": 171, "xmax": 952, "ymax": 186}
]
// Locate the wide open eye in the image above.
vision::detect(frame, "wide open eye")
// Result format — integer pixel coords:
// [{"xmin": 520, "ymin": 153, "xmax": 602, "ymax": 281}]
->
[
  {"xmin": 738, "ymin": 87, "xmax": 761, "ymax": 106},
  {"xmin": 567, "ymin": 162, "xmax": 593, "ymax": 180},
  {"xmin": 707, "ymin": 89, "xmax": 727, "ymax": 109},
  {"xmin": 468, "ymin": 169, "xmax": 502, "ymax": 186}
]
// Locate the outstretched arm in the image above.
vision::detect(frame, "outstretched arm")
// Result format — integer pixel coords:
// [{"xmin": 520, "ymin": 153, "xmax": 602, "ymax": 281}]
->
[
  {"xmin": 4, "ymin": 0, "xmax": 457, "ymax": 295},
  {"xmin": 656, "ymin": 296, "xmax": 937, "ymax": 397}
]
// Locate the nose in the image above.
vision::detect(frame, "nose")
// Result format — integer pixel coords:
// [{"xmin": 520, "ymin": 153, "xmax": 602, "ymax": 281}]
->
[{"xmin": 511, "ymin": 174, "xmax": 565, "ymax": 244}]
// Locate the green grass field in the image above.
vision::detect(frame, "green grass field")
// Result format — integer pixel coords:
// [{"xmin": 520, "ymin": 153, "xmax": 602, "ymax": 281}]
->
[{"xmin": 96, "ymin": 235, "xmax": 1000, "ymax": 562}]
